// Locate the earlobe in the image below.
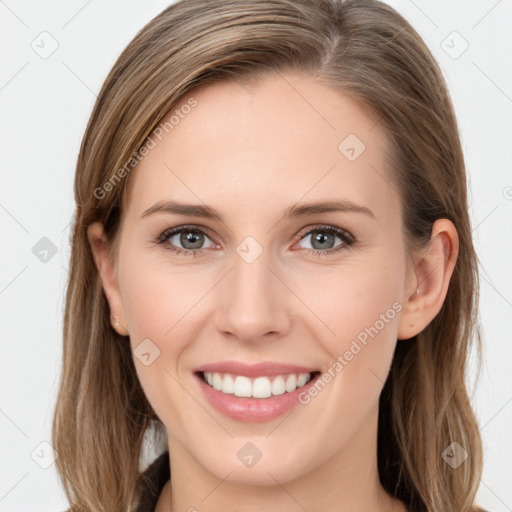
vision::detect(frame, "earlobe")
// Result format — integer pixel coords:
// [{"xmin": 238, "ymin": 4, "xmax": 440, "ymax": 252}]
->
[
  {"xmin": 397, "ymin": 219, "xmax": 459, "ymax": 340},
  {"xmin": 87, "ymin": 222, "xmax": 129, "ymax": 336}
]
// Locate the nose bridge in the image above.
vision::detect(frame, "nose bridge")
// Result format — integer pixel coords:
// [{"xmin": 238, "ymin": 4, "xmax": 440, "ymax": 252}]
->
[{"xmin": 214, "ymin": 241, "xmax": 290, "ymax": 340}]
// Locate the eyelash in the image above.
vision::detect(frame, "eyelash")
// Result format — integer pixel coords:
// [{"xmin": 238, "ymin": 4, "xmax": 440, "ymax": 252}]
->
[{"xmin": 154, "ymin": 224, "xmax": 356, "ymax": 258}]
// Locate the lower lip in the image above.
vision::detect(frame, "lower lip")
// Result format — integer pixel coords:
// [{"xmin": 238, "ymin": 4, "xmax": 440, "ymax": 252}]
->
[{"xmin": 195, "ymin": 372, "xmax": 320, "ymax": 423}]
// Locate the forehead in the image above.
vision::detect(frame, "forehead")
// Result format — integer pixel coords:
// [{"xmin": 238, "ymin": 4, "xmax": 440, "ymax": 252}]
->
[{"xmin": 124, "ymin": 73, "xmax": 399, "ymax": 225}]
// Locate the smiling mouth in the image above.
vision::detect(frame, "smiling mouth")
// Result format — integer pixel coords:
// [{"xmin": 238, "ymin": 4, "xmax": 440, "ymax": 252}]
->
[{"xmin": 198, "ymin": 371, "xmax": 321, "ymax": 399}]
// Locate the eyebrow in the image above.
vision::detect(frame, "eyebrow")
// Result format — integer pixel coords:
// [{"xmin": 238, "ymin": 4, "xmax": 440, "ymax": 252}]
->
[{"xmin": 140, "ymin": 199, "xmax": 375, "ymax": 221}]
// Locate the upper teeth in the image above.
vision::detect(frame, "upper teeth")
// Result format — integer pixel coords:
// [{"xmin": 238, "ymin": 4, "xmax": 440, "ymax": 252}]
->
[{"xmin": 203, "ymin": 372, "xmax": 312, "ymax": 398}]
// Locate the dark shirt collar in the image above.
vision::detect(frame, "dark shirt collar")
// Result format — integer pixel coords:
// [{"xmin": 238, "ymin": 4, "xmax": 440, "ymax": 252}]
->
[{"xmin": 135, "ymin": 450, "xmax": 170, "ymax": 512}]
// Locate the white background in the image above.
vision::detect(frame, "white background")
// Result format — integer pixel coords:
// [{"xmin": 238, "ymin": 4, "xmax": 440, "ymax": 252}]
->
[{"xmin": 0, "ymin": 1, "xmax": 511, "ymax": 511}]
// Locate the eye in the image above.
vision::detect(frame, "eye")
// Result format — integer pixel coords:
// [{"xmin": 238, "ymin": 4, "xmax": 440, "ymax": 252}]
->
[
  {"xmin": 295, "ymin": 225, "xmax": 355, "ymax": 256},
  {"xmin": 155, "ymin": 225, "xmax": 217, "ymax": 256},
  {"xmin": 155, "ymin": 224, "xmax": 356, "ymax": 257}
]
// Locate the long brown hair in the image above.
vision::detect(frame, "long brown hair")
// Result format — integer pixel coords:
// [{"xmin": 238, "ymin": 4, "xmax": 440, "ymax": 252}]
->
[{"xmin": 52, "ymin": 1, "xmax": 484, "ymax": 510}]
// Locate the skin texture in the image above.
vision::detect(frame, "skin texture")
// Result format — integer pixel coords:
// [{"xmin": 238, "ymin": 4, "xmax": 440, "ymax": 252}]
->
[{"xmin": 88, "ymin": 72, "xmax": 458, "ymax": 512}]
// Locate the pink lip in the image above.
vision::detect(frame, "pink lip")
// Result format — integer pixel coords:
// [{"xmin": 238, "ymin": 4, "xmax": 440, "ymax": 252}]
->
[
  {"xmin": 192, "ymin": 360, "xmax": 318, "ymax": 378},
  {"xmin": 192, "ymin": 361, "xmax": 321, "ymax": 423}
]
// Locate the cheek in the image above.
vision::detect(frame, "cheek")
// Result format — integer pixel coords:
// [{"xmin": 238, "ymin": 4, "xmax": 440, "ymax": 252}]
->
[
  {"xmin": 122, "ymin": 273, "xmax": 198, "ymax": 436},
  {"xmin": 293, "ymin": 254, "xmax": 405, "ymax": 384},
  {"xmin": 289, "ymin": 261, "xmax": 404, "ymax": 444},
  {"xmin": 121, "ymin": 258, "xmax": 208, "ymax": 342},
  {"xmin": 310, "ymin": 259, "xmax": 401, "ymax": 329},
  {"xmin": 118, "ymin": 255, "xmax": 219, "ymax": 429}
]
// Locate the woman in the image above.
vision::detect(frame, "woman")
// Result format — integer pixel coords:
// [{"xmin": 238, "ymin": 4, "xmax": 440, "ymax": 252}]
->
[{"xmin": 52, "ymin": 0, "xmax": 488, "ymax": 511}]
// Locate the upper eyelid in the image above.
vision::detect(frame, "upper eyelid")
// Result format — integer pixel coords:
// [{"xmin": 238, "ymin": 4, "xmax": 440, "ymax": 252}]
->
[{"xmin": 160, "ymin": 224, "xmax": 218, "ymax": 243}]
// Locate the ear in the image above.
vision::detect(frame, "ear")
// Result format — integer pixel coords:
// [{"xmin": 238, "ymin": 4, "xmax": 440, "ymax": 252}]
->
[
  {"xmin": 397, "ymin": 218, "xmax": 459, "ymax": 340},
  {"xmin": 87, "ymin": 222, "xmax": 129, "ymax": 336}
]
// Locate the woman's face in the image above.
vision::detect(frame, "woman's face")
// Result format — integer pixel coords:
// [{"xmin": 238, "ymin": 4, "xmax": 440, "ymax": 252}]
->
[{"xmin": 107, "ymin": 72, "xmax": 416, "ymax": 484}]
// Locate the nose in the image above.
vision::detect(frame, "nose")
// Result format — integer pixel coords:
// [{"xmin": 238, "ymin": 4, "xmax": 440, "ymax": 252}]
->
[{"xmin": 214, "ymin": 247, "xmax": 292, "ymax": 344}]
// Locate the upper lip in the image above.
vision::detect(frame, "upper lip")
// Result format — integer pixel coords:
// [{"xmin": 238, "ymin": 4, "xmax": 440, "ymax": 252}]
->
[{"xmin": 193, "ymin": 361, "xmax": 319, "ymax": 378}]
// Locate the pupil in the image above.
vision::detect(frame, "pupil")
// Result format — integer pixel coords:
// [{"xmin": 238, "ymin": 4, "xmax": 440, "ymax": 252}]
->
[
  {"xmin": 180, "ymin": 231, "xmax": 204, "ymax": 249},
  {"xmin": 312, "ymin": 231, "xmax": 334, "ymax": 250}
]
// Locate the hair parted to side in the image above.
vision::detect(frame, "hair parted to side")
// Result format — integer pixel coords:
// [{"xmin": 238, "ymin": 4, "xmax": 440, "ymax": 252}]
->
[{"xmin": 52, "ymin": 0, "xmax": 484, "ymax": 511}]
